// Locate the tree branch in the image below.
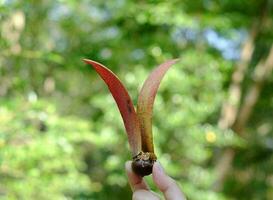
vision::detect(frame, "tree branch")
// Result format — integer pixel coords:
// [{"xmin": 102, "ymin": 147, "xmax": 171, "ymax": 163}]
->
[{"xmin": 233, "ymin": 45, "xmax": 273, "ymax": 134}]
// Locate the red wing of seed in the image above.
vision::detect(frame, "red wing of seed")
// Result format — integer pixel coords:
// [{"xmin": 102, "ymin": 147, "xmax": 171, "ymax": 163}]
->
[
  {"xmin": 137, "ymin": 59, "xmax": 179, "ymax": 153},
  {"xmin": 83, "ymin": 59, "xmax": 141, "ymax": 156}
]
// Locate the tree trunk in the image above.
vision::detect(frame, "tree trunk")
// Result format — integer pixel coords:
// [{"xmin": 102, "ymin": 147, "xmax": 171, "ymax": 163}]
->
[{"xmin": 212, "ymin": 1, "xmax": 270, "ymax": 190}]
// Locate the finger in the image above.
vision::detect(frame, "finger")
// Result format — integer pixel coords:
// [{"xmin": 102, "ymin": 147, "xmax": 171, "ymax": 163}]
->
[
  {"xmin": 152, "ymin": 162, "xmax": 186, "ymax": 200},
  {"xmin": 125, "ymin": 161, "xmax": 149, "ymax": 191},
  {"xmin": 132, "ymin": 189, "xmax": 160, "ymax": 200}
]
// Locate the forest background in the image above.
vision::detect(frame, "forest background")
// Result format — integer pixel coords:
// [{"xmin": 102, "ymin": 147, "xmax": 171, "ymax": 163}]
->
[{"xmin": 1, "ymin": 0, "xmax": 273, "ymax": 199}]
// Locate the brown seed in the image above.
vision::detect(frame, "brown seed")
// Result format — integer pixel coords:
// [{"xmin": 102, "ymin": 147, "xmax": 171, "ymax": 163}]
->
[{"xmin": 131, "ymin": 152, "xmax": 156, "ymax": 177}]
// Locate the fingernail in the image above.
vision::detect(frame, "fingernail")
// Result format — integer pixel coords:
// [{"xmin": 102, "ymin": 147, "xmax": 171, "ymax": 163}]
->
[
  {"xmin": 154, "ymin": 161, "xmax": 164, "ymax": 174},
  {"xmin": 125, "ymin": 161, "xmax": 132, "ymax": 169}
]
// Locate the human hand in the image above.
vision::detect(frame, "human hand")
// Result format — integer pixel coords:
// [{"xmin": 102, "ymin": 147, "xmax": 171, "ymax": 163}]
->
[{"xmin": 125, "ymin": 161, "xmax": 186, "ymax": 200}]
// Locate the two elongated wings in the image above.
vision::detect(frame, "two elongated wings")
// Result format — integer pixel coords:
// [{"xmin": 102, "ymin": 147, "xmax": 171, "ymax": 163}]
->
[
  {"xmin": 83, "ymin": 59, "xmax": 141, "ymax": 156},
  {"xmin": 137, "ymin": 59, "xmax": 179, "ymax": 152},
  {"xmin": 84, "ymin": 58, "xmax": 179, "ymax": 155}
]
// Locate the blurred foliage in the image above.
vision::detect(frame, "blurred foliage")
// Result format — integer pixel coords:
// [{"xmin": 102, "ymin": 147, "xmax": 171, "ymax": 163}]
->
[{"xmin": 1, "ymin": 0, "xmax": 273, "ymax": 199}]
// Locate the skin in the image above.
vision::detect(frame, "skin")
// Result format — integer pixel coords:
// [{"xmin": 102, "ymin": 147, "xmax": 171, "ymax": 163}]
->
[{"xmin": 126, "ymin": 161, "xmax": 186, "ymax": 200}]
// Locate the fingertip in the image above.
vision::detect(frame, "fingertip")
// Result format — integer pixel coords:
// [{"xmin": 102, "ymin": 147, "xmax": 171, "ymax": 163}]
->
[
  {"xmin": 126, "ymin": 161, "xmax": 149, "ymax": 191},
  {"xmin": 125, "ymin": 161, "xmax": 136, "ymax": 180},
  {"xmin": 125, "ymin": 161, "xmax": 132, "ymax": 171},
  {"xmin": 152, "ymin": 162, "xmax": 164, "ymax": 179},
  {"xmin": 152, "ymin": 162, "xmax": 186, "ymax": 199},
  {"xmin": 152, "ymin": 162, "xmax": 166, "ymax": 188},
  {"xmin": 153, "ymin": 161, "xmax": 164, "ymax": 173}
]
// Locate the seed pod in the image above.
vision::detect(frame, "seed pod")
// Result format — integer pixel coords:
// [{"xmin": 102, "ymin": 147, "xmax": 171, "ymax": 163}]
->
[
  {"xmin": 132, "ymin": 152, "xmax": 156, "ymax": 176},
  {"xmin": 84, "ymin": 58, "xmax": 178, "ymax": 176}
]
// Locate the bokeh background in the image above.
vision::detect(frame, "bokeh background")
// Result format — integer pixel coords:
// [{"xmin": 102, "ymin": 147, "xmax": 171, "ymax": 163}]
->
[{"xmin": 1, "ymin": 0, "xmax": 273, "ymax": 199}]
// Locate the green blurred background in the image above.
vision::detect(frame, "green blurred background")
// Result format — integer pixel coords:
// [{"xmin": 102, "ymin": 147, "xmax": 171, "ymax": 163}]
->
[{"xmin": 1, "ymin": 0, "xmax": 273, "ymax": 199}]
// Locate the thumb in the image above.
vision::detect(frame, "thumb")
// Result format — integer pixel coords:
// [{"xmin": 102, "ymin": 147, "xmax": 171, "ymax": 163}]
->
[{"xmin": 152, "ymin": 162, "xmax": 186, "ymax": 200}]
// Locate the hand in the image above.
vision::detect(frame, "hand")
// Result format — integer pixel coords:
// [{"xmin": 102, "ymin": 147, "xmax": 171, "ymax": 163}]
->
[{"xmin": 125, "ymin": 161, "xmax": 186, "ymax": 200}]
